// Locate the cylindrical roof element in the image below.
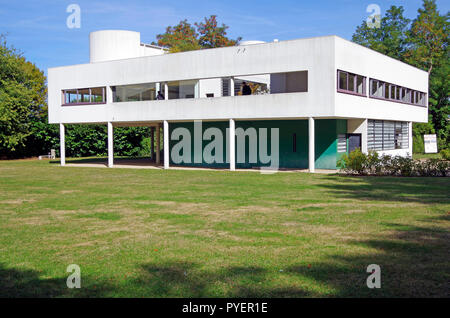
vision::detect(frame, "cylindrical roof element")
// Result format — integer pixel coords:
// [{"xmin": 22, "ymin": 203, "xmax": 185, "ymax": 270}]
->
[{"xmin": 89, "ymin": 30, "xmax": 141, "ymax": 63}]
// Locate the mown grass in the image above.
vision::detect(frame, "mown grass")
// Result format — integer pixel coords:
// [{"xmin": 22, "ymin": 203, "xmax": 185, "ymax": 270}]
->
[
  {"xmin": 0, "ymin": 158, "xmax": 449, "ymax": 298},
  {"xmin": 413, "ymin": 153, "xmax": 442, "ymax": 160}
]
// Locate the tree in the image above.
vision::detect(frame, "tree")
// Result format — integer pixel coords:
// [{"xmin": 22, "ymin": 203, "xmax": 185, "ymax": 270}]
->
[
  {"xmin": 352, "ymin": 1, "xmax": 449, "ymax": 152},
  {"xmin": 406, "ymin": 0, "xmax": 449, "ymax": 149},
  {"xmin": 352, "ymin": 6, "xmax": 411, "ymax": 61},
  {"xmin": 155, "ymin": 15, "xmax": 240, "ymax": 53},
  {"xmin": 405, "ymin": 0, "xmax": 449, "ymax": 74},
  {"xmin": 156, "ymin": 20, "xmax": 201, "ymax": 53},
  {"xmin": 0, "ymin": 35, "xmax": 47, "ymax": 157},
  {"xmin": 195, "ymin": 15, "xmax": 241, "ymax": 49}
]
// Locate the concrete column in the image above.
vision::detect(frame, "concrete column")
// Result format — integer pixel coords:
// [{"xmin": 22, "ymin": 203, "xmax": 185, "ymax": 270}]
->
[
  {"xmin": 164, "ymin": 82, "xmax": 169, "ymax": 100},
  {"xmin": 308, "ymin": 117, "xmax": 315, "ymax": 173},
  {"xmin": 408, "ymin": 121, "xmax": 413, "ymax": 157},
  {"xmin": 229, "ymin": 119, "xmax": 235, "ymax": 171},
  {"xmin": 230, "ymin": 77, "xmax": 235, "ymax": 96},
  {"xmin": 59, "ymin": 123, "xmax": 65, "ymax": 166},
  {"xmin": 156, "ymin": 124, "xmax": 161, "ymax": 164},
  {"xmin": 150, "ymin": 127, "xmax": 155, "ymax": 161},
  {"xmin": 163, "ymin": 120, "xmax": 169, "ymax": 169},
  {"xmin": 106, "ymin": 86, "xmax": 113, "ymax": 103},
  {"xmin": 107, "ymin": 122, "xmax": 114, "ymax": 167}
]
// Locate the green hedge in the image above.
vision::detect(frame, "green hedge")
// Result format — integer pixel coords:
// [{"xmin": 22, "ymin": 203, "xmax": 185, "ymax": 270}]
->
[
  {"xmin": 338, "ymin": 149, "xmax": 449, "ymax": 177},
  {"xmin": 14, "ymin": 119, "xmax": 156, "ymax": 158}
]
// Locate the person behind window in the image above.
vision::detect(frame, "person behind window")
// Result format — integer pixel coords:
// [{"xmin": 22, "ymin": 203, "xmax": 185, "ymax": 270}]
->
[
  {"xmin": 242, "ymin": 82, "xmax": 252, "ymax": 95},
  {"xmin": 156, "ymin": 91, "xmax": 165, "ymax": 100}
]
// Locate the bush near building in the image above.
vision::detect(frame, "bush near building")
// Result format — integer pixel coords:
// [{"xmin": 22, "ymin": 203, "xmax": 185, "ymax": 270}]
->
[{"xmin": 338, "ymin": 149, "xmax": 449, "ymax": 177}]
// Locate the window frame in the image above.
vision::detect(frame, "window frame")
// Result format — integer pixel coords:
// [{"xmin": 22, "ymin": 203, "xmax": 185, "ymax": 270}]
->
[
  {"xmin": 368, "ymin": 120, "xmax": 409, "ymax": 151},
  {"xmin": 337, "ymin": 70, "xmax": 367, "ymax": 97},
  {"xmin": 61, "ymin": 87, "xmax": 106, "ymax": 106},
  {"xmin": 368, "ymin": 78, "xmax": 427, "ymax": 107}
]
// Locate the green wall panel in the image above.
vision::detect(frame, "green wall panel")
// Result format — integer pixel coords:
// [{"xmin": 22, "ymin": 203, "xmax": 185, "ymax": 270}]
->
[
  {"xmin": 169, "ymin": 119, "xmax": 346, "ymax": 170},
  {"xmin": 315, "ymin": 119, "xmax": 347, "ymax": 169}
]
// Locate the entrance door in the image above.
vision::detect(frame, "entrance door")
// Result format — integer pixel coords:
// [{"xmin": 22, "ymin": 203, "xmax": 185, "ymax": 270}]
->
[{"xmin": 347, "ymin": 134, "xmax": 362, "ymax": 153}]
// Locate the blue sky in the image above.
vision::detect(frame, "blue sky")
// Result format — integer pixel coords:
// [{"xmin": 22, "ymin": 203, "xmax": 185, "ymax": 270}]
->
[{"xmin": 0, "ymin": 0, "xmax": 448, "ymax": 74}]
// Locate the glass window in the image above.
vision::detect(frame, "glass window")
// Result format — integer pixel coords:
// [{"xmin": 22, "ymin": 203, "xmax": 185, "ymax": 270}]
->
[
  {"xmin": 390, "ymin": 85, "xmax": 396, "ymax": 99},
  {"xmin": 64, "ymin": 89, "xmax": 79, "ymax": 104},
  {"xmin": 78, "ymin": 88, "xmax": 90, "ymax": 103},
  {"xmin": 337, "ymin": 134, "xmax": 347, "ymax": 153},
  {"xmin": 356, "ymin": 76, "xmax": 365, "ymax": 95},
  {"xmin": 337, "ymin": 70, "xmax": 366, "ymax": 96},
  {"xmin": 368, "ymin": 120, "xmax": 409, "ymax": 150},
  {"xmin": 370, "ymin": 79, "xmax": 383, "ymax": 97},
  {"xmin": 369, "ymin": 78, "xmax": 426, "ymax": 107},
  {"xmin": 395, "ymin": 86, "xmax": 401, "ymax": 100},
  {"xmin": 91, "ymin": 87, "xmax": 104, "ymax": 102},
  {"xmin": 113, "ymin": 83, "xmax": 157, "ymax": 102},
  {"xmin": 348, "ymin": 74, "xmax": 355, "ymax": 92},
  {"xmin": 383, "ymin": 83, "xmax": 388, "ymax": 99},
  {"xmin": 62, "ymin": 87, "xmax": 106, "ymax": 105},
  {"xmin": 339, "ymin": 71, "xmax": 347, "ymax": 91},
  {"xmin": 168, "ymin": 80, "xmax": 198, "ymax": 99}
]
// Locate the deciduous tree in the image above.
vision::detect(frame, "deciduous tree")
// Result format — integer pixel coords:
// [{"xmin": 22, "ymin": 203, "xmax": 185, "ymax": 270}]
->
[{"xmin": 155, "ymin": 15, "xmax": 240, "ymax": 53}]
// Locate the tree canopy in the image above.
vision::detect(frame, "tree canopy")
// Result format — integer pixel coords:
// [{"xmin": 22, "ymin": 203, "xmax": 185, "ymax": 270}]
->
[
  {"xmin": 352, "ymin": 5, "xmax": 411, "ymax": 61},
  {"xmin": 352, "ymin": 0, "xmax": 449, "ymax": 151},
  {"xmin": 0, "ymin": 35, "xmax": 47, "ymax": 156},
  {"xmin": 155, "ymin": 15, "xmax": 241, "ymax": 53}
]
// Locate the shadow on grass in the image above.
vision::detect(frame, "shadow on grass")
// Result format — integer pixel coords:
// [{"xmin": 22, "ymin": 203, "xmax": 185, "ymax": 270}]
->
[
  {"xmin": 0, "ymin": 264, "xmax": 115, "ymax": 298},
  {"xmin": 134, "ymin": 262, "xmax": 309, "ymax": 298},
  {"xmin": 287, "ymin": 214, "xmax": 449, "ymax": 297},
  {"xmin": 320, "ymin": 174, "xmax": 450, "ymax": 204},
  {"xmin": 132, "ymin": 213, "xmax": 448, "ymax": 297},
  {"xmin": 2, "ymin": 212, "xmax": 448, "ymax": 298}
]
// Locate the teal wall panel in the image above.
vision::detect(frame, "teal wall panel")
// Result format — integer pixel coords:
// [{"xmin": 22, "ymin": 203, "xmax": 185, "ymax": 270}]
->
[
  {"xmin": 315, "ymin": 119, "xmax": 347, "ymax": 169},
  {"xmin": 169, "ymin": 119, "xmax": 346, "ymax": 170}
]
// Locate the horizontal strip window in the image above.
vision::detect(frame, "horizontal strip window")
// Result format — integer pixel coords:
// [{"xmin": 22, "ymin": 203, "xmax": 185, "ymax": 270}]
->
[
  {"xmin": 62, "ymin": 87, "xmax": 106, "ymax": 106},
  {"xmin": 337, "ymin": 70, "xmax": 366, "ymax": 96},
  {"xmin": 112, "ymin": 83, "xmax": 163, "ymax": 102},
  {"xmin": 369, "ymin": 78, "xmax": 426, "ymax": 107},
  {"xmin": 368, "ymin": 120, "xmax": 409, "ymax": 151},
  {"xmin": 168, "ymin": 80, "xmax": 199, "ymax": 99}
]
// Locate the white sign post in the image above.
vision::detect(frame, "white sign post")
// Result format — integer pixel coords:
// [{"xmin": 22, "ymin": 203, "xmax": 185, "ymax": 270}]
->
[{"xmin": 424, "ymin": 134, "xmax": 438, "ymax": 153}]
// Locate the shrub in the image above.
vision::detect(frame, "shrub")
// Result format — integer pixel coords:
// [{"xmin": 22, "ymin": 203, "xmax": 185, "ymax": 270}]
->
[
  {"xmin": 366, "ymin": 150, "xmax": 382, "ymax": 175},
  {"xmin": 337, "ymin": 148, "xmax": 367, "ymax": 175},
  {"xmin": 339, "ymin": 149, "xmax": 449, "ymax": 177},
  {"xmin": 440, "ymin": 148, "xmax": 450, "ymax": 161}
]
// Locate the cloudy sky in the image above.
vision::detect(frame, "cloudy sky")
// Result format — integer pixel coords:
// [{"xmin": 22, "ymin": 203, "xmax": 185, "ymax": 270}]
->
[{"xmin": 0, "ymin": 0, "xmax": 448, "ymax": 74}]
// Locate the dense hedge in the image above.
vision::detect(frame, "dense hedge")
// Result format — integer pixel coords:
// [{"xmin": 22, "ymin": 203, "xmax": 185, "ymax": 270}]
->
[
  {"xmin": 12, "ymin": 118, "xmax": 155, "ymax": 158},
  {"xmin": 338, "ymin": 149, "xmax": 449, "ymax": 177}
]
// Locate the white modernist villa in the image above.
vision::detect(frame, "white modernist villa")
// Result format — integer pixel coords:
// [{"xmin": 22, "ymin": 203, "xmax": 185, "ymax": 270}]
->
[{"xmin": 48, "ymin": 30, "xmax": 429, "ymax": 171}]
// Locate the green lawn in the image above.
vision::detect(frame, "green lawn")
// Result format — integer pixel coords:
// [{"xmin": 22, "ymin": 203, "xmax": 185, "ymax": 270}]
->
[
  {"xmin": 0, "ymin": 159, "xmax": 449, "ymax": 298},
  {"xmin": 413, "ymin": 153, "xmax": 442, "ymax": 160}
]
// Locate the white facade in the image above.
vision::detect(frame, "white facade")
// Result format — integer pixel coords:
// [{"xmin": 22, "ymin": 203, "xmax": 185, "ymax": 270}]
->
[{"xmin": 48, "ymin": 31, "xmax": 429, "ymax": 170}]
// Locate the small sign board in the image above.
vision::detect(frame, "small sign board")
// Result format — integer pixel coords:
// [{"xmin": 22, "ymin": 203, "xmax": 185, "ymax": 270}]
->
[{"xmin": 424, "ymin": 134, "xmax": 438, "ymax": 153}]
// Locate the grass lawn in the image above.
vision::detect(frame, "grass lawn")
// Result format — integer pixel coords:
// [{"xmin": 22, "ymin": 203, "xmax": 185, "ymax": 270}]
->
[
  {"xmin": 413, "ymin": 153, "xmax": 442, "ymax": 160},
  {"xmin": 0, "ymin": 158, "xmax": 449, "ymax": 298}
]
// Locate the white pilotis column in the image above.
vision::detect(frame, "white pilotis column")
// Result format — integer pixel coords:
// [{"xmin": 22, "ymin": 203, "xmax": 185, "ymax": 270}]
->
[
  {"xmin": 107, "ymin": 122, "xmax": 114, "ymax": 167},
  {"xmin": 150, "ymin": 127, "xmax": 155, "ymax": 160},
  {"xmin": 408, "ymin": 121, "xmax": 413, "ymax": 157},
  {"xmin": 156, "ymin": 125, "xmax": 161, "ymax": 165},
  {"xmin": 163, "ymin": 120, "xmax": 169, "ymax": 169},
  {"xmin": 229, "ymin": 119, "xmax": 235, "ymax": 171},
  {"xmin": 308, "ymin": 117, "xmax": 315, "ymax": 173},
  {"xmin": 230, "ymin": 77, "xmax": 235, "ymax": 96},
  {"xmin": 164, "ymin": 82, "xmax": 169, "ymax": 100},
  {"xmin": 59, "ymin": 123, "xmax": 65, "ymax": 166}
]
